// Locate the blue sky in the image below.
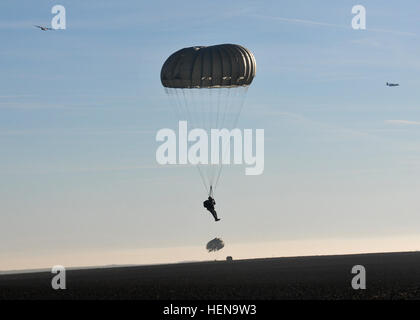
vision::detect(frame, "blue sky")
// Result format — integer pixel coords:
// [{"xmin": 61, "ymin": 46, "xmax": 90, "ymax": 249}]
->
[{"xmin": 1, "ymin": 0, "xmax": 420, "ymax": 270}]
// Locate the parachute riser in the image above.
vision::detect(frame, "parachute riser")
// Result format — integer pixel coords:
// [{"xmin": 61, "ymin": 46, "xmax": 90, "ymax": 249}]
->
[{"xmin": 209, "ymin": 186, "xmax": 214, "ymax": 198}]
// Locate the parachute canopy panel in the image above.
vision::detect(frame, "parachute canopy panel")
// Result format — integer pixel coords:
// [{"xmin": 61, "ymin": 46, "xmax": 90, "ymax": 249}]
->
[{"xmin": 161, "ymin": 44, "xmax": 256, "ymax": 89}]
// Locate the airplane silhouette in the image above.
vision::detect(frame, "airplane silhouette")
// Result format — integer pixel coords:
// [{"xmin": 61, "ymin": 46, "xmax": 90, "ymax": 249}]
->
[
  {"xmin": 34, "ymin": 25, "xmax": 53, "ymax": 31},
  {"xmin": 386, "ymin": 82, "xmax": 399, "ymax": 87}
]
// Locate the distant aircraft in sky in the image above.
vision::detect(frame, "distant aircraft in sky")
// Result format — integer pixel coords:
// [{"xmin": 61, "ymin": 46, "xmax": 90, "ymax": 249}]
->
[
  {"xmin": 386, "ymin": 82, "xmax": 399, "ymax": 87},
  {"xmin": 34, "ymin": 25, "xmax": 53, "ymax": 31}
]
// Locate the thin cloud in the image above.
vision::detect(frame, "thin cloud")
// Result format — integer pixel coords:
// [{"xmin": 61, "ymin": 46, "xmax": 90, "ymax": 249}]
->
[
  {"xmin": 0, "ymin": 163, "xmax": 194, "ymax": 176},
  {"xmin": 249, "ymin": 14, "xmax": 417, "ymax": 37},
  {"xmin": 368, "ymin": 27, "xmax": 417, "ymax": 37},
  {"xmin": 250, "ymin": 14, "xmax": 346, "ymax": 29},
  {"xmin": 385, "ymin": 120, "xmax": 420, "ymax": 126},
  {"xmin": 0, "ymin": 101, "xmax": 122, "ymax": 110},
  {"xmin": 0, "ymin": 128, "xmax": 155, "ymax": 136},
  {"xmin": 0, "ymin": 21, "xmax": 39, "ymax": 30}
]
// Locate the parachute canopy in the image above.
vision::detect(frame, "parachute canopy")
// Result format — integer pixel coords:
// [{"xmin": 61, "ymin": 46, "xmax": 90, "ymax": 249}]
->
[
  {"xmin": 206, "ymin": 237, "xmax": 225, "ymax": 252},
  {"xmin": 161, "ymin": 44, "xmax": 256, "ymax": 89},
  {"xmin": 161, "ymin": 44, "xmax": 256, "ymax": 195}
]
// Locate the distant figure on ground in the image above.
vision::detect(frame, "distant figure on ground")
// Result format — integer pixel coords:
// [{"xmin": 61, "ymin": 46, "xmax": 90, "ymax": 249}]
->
[{"xmin": 203, "ymin": 196, "xmax": 220, "ymax": 222}]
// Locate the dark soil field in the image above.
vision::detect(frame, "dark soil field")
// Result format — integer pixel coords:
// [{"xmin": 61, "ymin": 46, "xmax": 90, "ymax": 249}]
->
[{"xmin": 1, "ymin": 251, "xmax": 420, "ymax": 300}]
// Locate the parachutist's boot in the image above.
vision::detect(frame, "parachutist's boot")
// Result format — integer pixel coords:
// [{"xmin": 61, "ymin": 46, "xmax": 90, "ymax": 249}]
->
[
  {"xmin": 210, "ymin": 210, "xmax": 220, "ymax": 221},
  {"xmin": 213, "ymin": 211, "xmax": 221, "ymax": 222}
]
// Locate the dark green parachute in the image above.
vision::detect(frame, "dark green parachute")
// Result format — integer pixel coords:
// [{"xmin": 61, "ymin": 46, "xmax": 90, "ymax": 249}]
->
[
  {"xmin": 161, "ymin": 44, "xmax": 256, "ymax": 196},
  {"xmin": 161, "ymin": 44, "xmax": 256, "ymax": 89},
  {"xmin": 206, "ymin": 237, "xmax": 225, "ymax": 252}
]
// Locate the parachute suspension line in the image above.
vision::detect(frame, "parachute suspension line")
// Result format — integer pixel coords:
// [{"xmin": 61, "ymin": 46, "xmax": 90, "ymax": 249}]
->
[
  {"xmin": 171, "ymin": 89, "xmax": 208, "ymax": 194},
  {"xmin": 213, "ymin": 86, "xmax": 249, "ymax": 190},
  {"xmin": 208, "ymin": 87, "xmax": 213, "ymax": 135},
  {"xmin": 192, "ymin": 89, "xmax": 202, "ymax": 131},
  {"xmin": 188, "ymin": 92, "xmax": 209, "ymax": 194},
  {"xmin": 209, "ymin": 88, "xmax": 226, "ymax": 189},
  {"xmin": 182, "ymin": 90, "xmax": 211, "ymax": 195},
  {"xmin": 232, "ymin": 86, "xmax": 249, "ymax": 129},
  {"xmin": 201, "ymin": 89, "xmax": 212, "ymax": 186},
  {"xmin": 173, "ymin": 89, "xmax": 191, "ymax": 128},
  {"xmin": 210, "ymin": 88, "xmax": 219, "ymax": 188},
  {"xmin": 173, "ymin": 89, "xmax": 184, "ymax": 118},
  {"xmin": 209, "ymin": 88, "xmax": 222, "ymax": 190},
  {"xmin": 211, "ymin": 87, "xmax": 234, "ymax": 191},
  {"xmin": 194, "ymin": 89, "xmax": 204, "ymax": 130},
  {"xmin": 200, "ymin": 89, "xmax": 207, "ymax": 132},
  {"xmin": 219, "ymin": 88, "xmax": 231, "ymax": 136},
  {"xmin": 186, "ymin": 89, "xmax": 213, "ymax": 196},
  {"xmin": 209, "ymin": 88, "xmax": 223, "ymax": 189},
  {"xmin": 207, "ymin": 90, "xmax": 213, "ymax": 187},
  {"xmin": 209, "ymin": 185, "xmax": 214, "ymax": 198},
  {"xmin": 197, "ymin": 92, "xmax": 210, "ymax": 196},
  {"xmin": 215, "ymin": 87, "xmax": 222, "ymax": 129},
  {"xmin": 181, "ymin": 89, "xmax": 198, "ymax": 130},
  {"xmin": 213, "ymin": 87, "xmax": 237, "ymax": 189},
  {"xmin": 196, "ymin": 164, "xmax": 209, "ymax": 193},
  {"xmin": 161, "ymin": 44, "xmax": 256, "ymax": 198},
  {"xmin": 166, "ymin": 87, "xmax": 249, "ymax": 196},
  {"xmin": 164, "ymin": 88, "xmax": 181, "ymax": 121},
  {"xmin": 194, "ymin": 89, "xmax": 201, "ymax": 130},
  {"xmin": 205, "ymin": 89, "xmax": 210, "ymax": 133}
]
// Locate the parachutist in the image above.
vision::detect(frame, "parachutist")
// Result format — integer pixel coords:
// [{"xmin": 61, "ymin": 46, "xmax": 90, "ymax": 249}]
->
[
  {"xmin": 203, "ymin": 196, "xmax": 220, "ymax": 222},
  {"xmin": 161, "ymin": 44, "xmax": 256, "ymax": 214}
]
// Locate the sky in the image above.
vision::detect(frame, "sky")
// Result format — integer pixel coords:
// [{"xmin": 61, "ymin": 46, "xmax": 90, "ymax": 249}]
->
[{"xmin": 1, "ymin": 0, "xmax": 420, "ymax": 271}]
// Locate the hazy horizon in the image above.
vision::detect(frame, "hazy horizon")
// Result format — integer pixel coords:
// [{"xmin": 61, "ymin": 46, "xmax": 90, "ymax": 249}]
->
[
  {"xmin": 2, "ymin": 234, "xmax": 420, "ymax": 272},
  {"xmin": 1, "ymin": 1, "xmax": 420, "ymax": 271}
]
